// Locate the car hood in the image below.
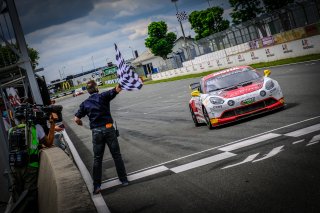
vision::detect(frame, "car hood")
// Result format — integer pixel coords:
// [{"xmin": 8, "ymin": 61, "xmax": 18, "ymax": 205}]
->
[{"xmin": 209, "ymin": 80, "xmax": 264, "ymax": 99}]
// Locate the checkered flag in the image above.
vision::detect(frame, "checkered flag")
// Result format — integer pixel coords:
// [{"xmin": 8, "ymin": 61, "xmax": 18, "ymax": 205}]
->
[
  {"xmin": 176, "ymin": 11, "xmax": 188, "ymax": 22},
  {"xmin": 114, "ymin": 44, "xmax": 143, "ymax": 91}
]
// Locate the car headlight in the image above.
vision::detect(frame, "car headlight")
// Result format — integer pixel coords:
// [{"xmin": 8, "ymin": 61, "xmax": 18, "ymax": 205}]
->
[
  {"xmin": 265, "ymin": 80, "xmax": 275, "ymax": 90},
  {"xmin": 210, "ymin": 97, "xmax": 224, "ymax": 105}
]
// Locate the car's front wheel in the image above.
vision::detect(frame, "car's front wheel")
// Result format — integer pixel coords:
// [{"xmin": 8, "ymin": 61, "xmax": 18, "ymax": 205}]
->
[
  {"xmin": 189, "ymin": 105, "xmax": 200, "ymax": 127},
  {"xmin": 203, "ymin": 107, "xmax": 213, "ymax": 130}
]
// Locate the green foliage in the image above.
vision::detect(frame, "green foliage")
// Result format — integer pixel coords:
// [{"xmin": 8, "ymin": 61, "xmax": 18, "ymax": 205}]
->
[
  {"xmin": 145, "ymin": 21, "xmax": 177, "ymax": 59},
  {"xmin": 229, "ymin": 0, "xmax": 264, "ymax": 24},
  {"xmin": 188, "ymin": 6, "xmax": 229, "ymax": 40},
  {"xmin": 263, "ymin": 0, "xmax": 294, "ymax": 13},
  {"xmin": 0, "ymin": 44, "xmax": 40, "ymax": 69},
  {"xmin": 28, "ymin": 47, "xmax": 40, "ymax": 69}
]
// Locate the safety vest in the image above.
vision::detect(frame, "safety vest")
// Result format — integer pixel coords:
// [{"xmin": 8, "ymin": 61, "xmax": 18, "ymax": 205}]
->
[{"xmin": 9, "ymin": 124, "xmax": 40, "ymax": 168}]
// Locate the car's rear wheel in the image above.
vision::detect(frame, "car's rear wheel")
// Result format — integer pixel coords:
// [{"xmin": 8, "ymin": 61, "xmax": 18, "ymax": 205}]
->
[
  {"xmin": 203, "ymin": 107, "xmax": 213, "ymax": 130},
  {"xmin": 189, "ymin": 105, "xmax": 200, "ymax": 127}
]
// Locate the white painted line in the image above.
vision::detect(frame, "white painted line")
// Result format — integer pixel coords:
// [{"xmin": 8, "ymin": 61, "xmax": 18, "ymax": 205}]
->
[
  {"xmin": 307, "ymin": 141, "xmax": 319, "ymax": 146},
  {"xmin": 62, "ymin": 130, "xmax": 110, "ymax": 213},
  {"xmin": 284, "ymin": 124, "xmax": 320, "ymax": 137},
  {"xmin": 129, "ymin": 165, "xmax": 169, "ymax": 181},
  {"xmin": 170, "ymin": 152, "xmax": 236, "ymax": 173},
  {"xmin": 306, "ymin": 134, "xmax": 320, "ymax": 146},
  {"xmin": 292, "ymin": 139, "xmax": 305, "ymax": 145},
  {"xmin": 219, "ymin": 133, "xmax": 281, "ymax": 152},
  {"xmin": 103, "ymin": 116, "xmax": 320, "ymax": 183},
  {"xmin": 222, "ymin": 153, "xmax": 259, "ymax": 169},
  {"xmin": 253, "ymin": 146, "xmax": 284, "ymax": 162},
  {"xmin": 101, "ymin": 166, "xmax": 169, "ymax": 189}
]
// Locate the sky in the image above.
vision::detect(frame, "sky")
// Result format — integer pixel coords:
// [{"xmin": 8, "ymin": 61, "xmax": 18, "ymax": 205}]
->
[{"xmin": 15, "ymin": 0, "xmax": 232, "ymax": 82}]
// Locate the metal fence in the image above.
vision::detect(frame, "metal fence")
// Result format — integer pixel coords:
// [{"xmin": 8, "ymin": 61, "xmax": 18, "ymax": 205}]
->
[{"xmin": 163, "ymin": 0, "xmax": 320, "ymax": 71}]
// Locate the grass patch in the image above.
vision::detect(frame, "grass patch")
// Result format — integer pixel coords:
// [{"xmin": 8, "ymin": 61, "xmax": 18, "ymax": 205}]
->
[
  {"xmin": 250, "ymin": 53, "xmax": 320, "ymax": 68},
  {"xmin": 145, "ymin": 53, "xmax": 320, "ymax": 85}
]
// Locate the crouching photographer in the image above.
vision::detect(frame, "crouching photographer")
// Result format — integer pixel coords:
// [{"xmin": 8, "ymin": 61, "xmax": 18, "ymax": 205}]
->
[{"xmin": 8, "ymin": 103, "xmax": 62, "ymax": 213}]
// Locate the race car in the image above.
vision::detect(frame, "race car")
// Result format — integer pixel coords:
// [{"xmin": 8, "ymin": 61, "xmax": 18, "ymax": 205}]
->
[{"xmin": 189, "ymin": 66, "xmax": 284, "ymax": 129}]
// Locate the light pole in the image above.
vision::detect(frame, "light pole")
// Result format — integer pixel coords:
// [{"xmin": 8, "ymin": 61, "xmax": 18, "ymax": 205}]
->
[
  {"xmin": 207, "ymin": 0, "xmax": 211, "ymax": 7},
  {"xmin": 129, "ymin": 46, "xmax": 135, "ymax": 59},
  {"xmin": 91, "ymin": 56, "xmax": 96, "ymax": 70},
  {"xmin": 171, "ymin": 0, "xmax": 193, "ymax": 63}
]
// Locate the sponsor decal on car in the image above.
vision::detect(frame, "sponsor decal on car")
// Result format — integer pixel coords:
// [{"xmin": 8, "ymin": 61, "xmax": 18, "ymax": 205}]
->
[
  {"xmin": 211, "ymin": 105, "xmax": 223, "ymax": 109},
  {"xmin": 241, "ymin": 97, "xmax": 255, "ymax": 105}
]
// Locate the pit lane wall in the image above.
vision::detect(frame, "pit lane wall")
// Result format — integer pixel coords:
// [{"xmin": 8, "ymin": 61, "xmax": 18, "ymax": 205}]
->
[
  {"xmin": 38, "ymin": 147, "xmax": 96, "ymax": 213},
  {"xmin": 151, "ymin": 34, "xmax": 320, "ymax": 81}
]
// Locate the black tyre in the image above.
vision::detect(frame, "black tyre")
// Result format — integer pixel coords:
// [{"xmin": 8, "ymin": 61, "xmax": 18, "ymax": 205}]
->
[
  {"xmin": 189, "ymin": 105, "xmax": 200, "ymax": 127},
  {"xmin": 203, "ymin": 106, "xmax": 213, "ymax": 130}
]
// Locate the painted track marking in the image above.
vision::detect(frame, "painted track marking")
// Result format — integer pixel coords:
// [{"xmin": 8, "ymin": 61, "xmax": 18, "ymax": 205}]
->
[
  {"xmin": 222, "ymin": 153, "xmax": 259, "ymax": 169},
  {"xmin": 102, "ymin": 116, "xmax": 320, "ymax": 183},
  {"xmin": 306, "ymin": 134, "xmax": 320, "ymax": 146},
  {"xmin": 219, "ymin": 133, "xmax": 281, "ymax": 152},
  {"xmin": 252, "ymin": 146, "xmax": 284, "ymax": 162},
  {"xmin": 284, "ymin": 123, "xmax": 320, "ymax": 137},
  {"xmin": 170, "ymin": 152, "xmax": 236, "ymax": 173},
  {"xmin": 101, "ymin": 166, "xmax": 169, "ymax": 189},
  {"xmin": 292, "ymin": 139, "xmax": 305, "ymax": 144}
]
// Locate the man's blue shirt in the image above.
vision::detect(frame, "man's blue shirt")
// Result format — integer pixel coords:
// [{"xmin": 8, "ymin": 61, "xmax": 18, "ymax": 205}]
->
[{"xmin": 75, "ymin": 88, "xmax": 118, "ymax": 129}]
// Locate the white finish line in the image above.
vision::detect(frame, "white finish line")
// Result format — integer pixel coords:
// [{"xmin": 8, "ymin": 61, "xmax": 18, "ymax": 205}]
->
[
  {"xmin": 101, "ymin": 166, "xmax": 169, "ymax": 189},
  {"xmin": 219, "ymin": 133, "xmax": 281, "ymax": 152},
  {"xmin": 170, "ymin": 152, "xmax": 236, "ymax": 173},
  {"xmin": 101, "ymin": 118, "xmax": 320, "ymax": 186},
  {"xmin": 284, "ymin": 123, "xmax": 320, "ymax": 137}
]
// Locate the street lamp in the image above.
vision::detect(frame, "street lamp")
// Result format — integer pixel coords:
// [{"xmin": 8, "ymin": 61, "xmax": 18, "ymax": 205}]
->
[
  {"xmin": 91, "ymin": 56, "xmax": 96, "ymax": 70},
  {"xmin": 129, "ymin": 46, "xmax": 135, "ymax": 59},
  {"xmin": 171, "ymin": 0, "xmax": 192, "ymax": 62}
]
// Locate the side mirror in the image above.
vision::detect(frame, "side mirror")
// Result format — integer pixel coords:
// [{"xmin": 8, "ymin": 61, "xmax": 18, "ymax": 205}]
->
[
  {"xmin": 191, "ymin": 90, "xmax": 200, "ymax": 97},
  {"xmin": 264, "ymin": 69, "xmax": 271, "ymax": 77},
  {"xmin": 189, "ymin": 82, "xmax": 200, "ymax": 91}
]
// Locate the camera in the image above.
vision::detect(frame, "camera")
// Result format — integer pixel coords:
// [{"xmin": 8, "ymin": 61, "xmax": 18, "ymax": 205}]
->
[{"xmin": 15, "ymin": 103, "xmax": 63, "ymax": 124}]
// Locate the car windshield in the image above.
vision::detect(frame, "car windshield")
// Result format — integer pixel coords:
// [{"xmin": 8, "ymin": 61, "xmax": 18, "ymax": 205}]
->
[{"xmin": 203, "ymin": 67, "xmax": 262, "ymax": 93}]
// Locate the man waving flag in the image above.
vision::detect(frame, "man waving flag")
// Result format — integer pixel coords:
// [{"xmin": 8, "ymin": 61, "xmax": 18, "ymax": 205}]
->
[{"xmin": 115, "ymin": 44, "xmax": 143, "ymax": 91}]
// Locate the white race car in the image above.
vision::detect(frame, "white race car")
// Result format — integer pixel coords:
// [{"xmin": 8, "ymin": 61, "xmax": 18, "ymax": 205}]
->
[{"xmin": 189, "ymin": 66, "xmax": 285, "ymax": 129}]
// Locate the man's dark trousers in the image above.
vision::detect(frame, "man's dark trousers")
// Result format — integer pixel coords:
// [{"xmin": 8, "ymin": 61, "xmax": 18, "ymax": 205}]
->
[{"xmin": 92, "ymin": 126, "xmax": 127, "ymax": 186}]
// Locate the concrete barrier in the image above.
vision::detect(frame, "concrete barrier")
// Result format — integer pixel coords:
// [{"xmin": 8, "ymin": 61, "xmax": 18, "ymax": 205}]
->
[
  {"xmin": 152, "ymin": 35, "xmax": 320, "ymax": 81},
  {"xmin": 38, "ymin": 147, "xmax": 96, "ymax": 213}
]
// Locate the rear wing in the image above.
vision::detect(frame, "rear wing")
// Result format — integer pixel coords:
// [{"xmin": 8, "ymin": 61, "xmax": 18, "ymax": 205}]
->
[{"xmin": 189, "ymin": 82, "xmax": 200, "ymax": 91}]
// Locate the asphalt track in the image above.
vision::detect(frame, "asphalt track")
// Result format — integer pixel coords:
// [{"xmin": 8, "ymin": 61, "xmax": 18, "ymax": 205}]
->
[{"xmin": 60, "ymin": 61, "xmax": 320, "ymax": 213}]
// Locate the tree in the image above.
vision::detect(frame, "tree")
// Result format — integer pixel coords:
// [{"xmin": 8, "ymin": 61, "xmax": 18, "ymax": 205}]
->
[
  {"xmin": 28, "ymin": 47, "xmax": 40, "ymax": 69},
  {"xmin": 188, "ymin": 6, "xmax": 229, "ymax": 50},
  {"xmin": 263, "ymin": 0, "xmax": 294, "ymax": 12},
  {"xmin": 229, "ymin": 0, "xmax": 263, "ymax": 24},
  {"xmin": 229, "ymin": 0, "xmax": 267, "ymax": 37},
  {"xmin": 145, "ymin": 21, "xmax": 177, "ymax": 60},
  {"xmin": 263, "ymin": 0, "xmax": 294, "ymax": 31},
  {"xmin": 0, "ymin": 44, "xmax": 40, "ymax": 69}
]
